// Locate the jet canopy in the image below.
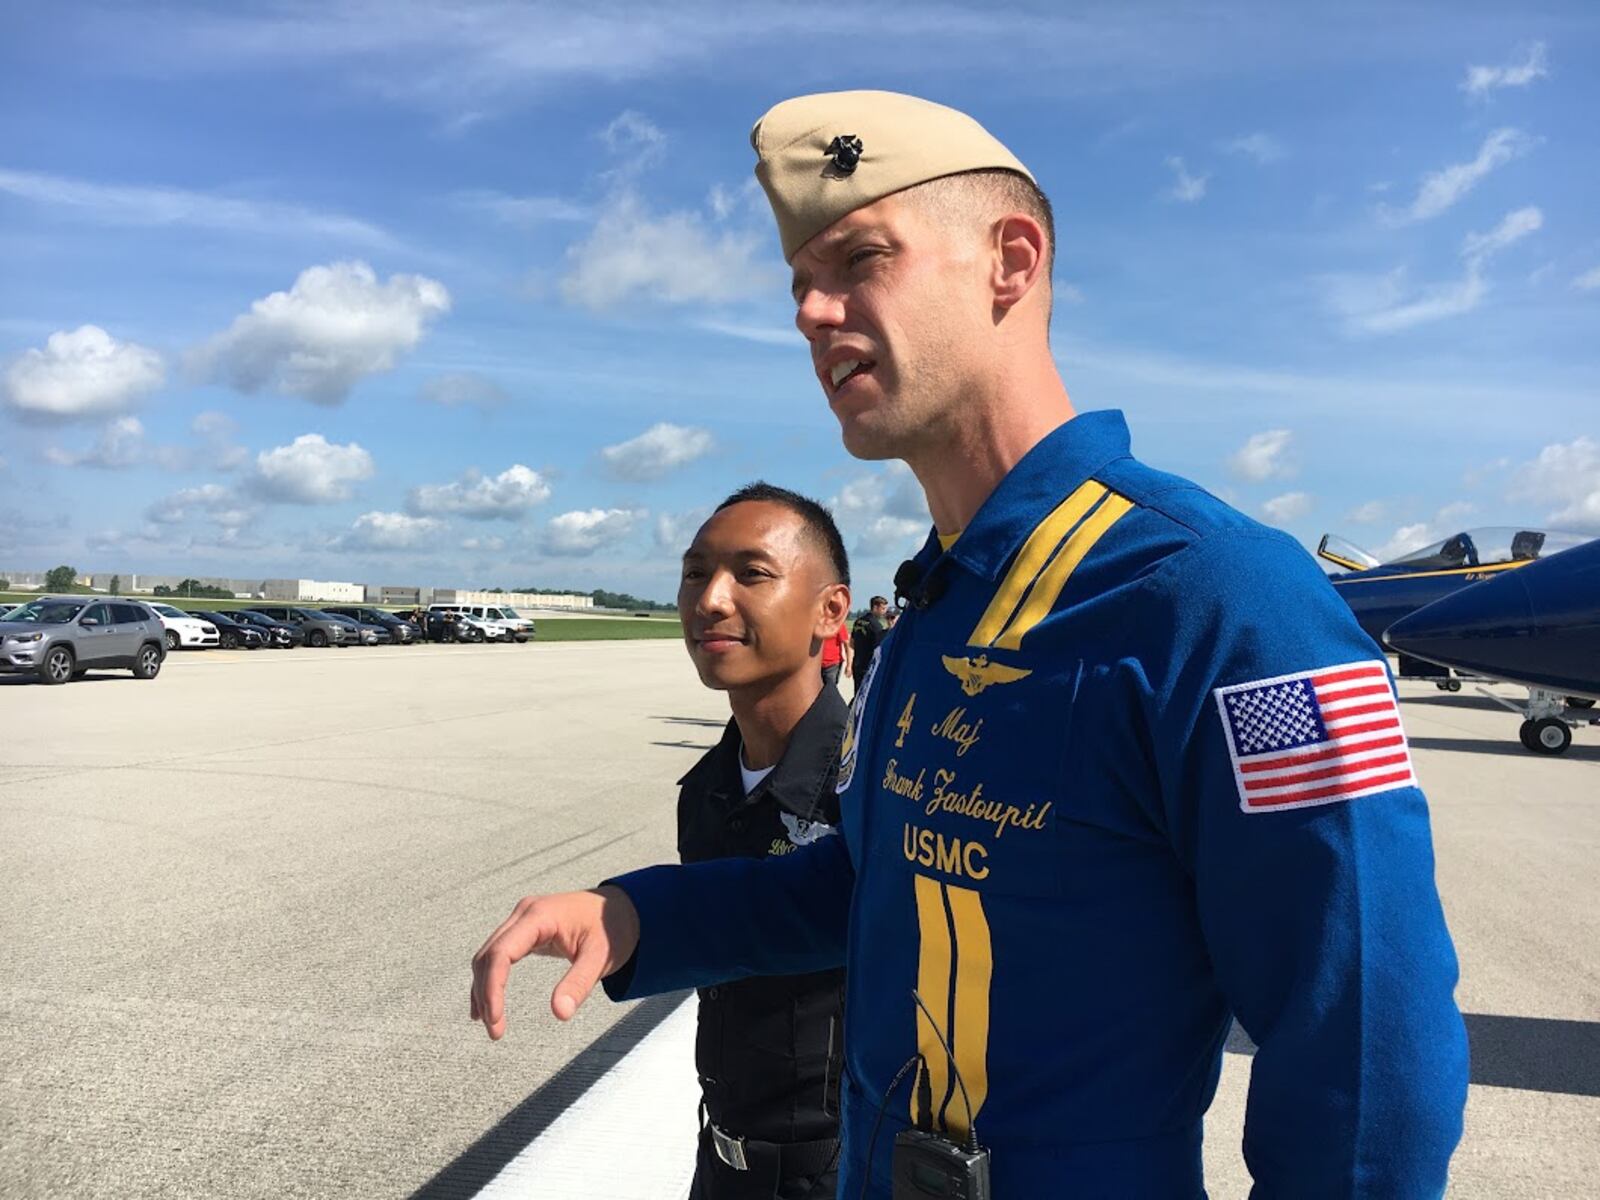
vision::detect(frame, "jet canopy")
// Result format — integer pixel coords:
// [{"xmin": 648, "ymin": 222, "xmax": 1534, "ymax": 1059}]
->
[{"xmin": 1385, "ymin": 527, "xmax": 1593, "ymax": 571}]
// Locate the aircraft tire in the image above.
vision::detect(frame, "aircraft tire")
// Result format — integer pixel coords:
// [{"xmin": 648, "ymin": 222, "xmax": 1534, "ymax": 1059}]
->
[{"xmin": 1522, "ymin": 718, "xmax": 1572, "ymax": 756}]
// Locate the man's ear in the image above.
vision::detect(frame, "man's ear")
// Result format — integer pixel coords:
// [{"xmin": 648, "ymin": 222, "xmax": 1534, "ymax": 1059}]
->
[
  {"xmin": 990, "ymin": 212, "xmax": 1047, "ymax": 313},
  {"xmin": 816, "ymin": 583, "xmax": 852, "ymax": 638}
]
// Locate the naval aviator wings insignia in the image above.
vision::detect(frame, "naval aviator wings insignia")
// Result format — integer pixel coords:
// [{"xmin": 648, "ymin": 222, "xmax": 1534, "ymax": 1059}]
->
[{"xmin": 941, "ymin": 653, "xmax": 1032, "ymax": 697}]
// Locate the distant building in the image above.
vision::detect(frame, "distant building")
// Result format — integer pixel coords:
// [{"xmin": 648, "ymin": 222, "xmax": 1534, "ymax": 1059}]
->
[
  {"xmin": 262, "ymin": 579, "xmax": 365, "ymax": 603},
  {"xmin": 430, "ymin": 589, "xmax": 594, "ymax": 610},
  {"xmin": 7, "ymin": 566, "xmax": 597, "ymax": 610}
]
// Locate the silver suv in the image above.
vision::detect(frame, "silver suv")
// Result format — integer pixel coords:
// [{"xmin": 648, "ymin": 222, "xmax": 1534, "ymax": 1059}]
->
[
  {"xmin": 245, "ymin": 605, "xmax": 351, "ymax": 648},
  {"xmin": 0, "ymin": 596, "xmax": 166, "ymax": 684}
]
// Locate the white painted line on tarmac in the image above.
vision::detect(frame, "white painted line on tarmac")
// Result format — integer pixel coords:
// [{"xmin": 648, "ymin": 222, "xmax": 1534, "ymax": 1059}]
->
[{"xmin": 472, "ymin": 996, "xmax": 701, "ymax": 1200}]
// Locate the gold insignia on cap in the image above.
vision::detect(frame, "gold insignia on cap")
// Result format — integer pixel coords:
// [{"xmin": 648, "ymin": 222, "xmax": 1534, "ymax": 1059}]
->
[{"xmin": 751, "ymin": 90, "xmax": 1034, "ymax": 261}]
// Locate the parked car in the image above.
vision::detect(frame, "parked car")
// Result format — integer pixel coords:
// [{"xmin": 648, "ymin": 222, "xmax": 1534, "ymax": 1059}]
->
[
  {"xmin": 321, "ymin": 606, "xmax": 417, "ymax": 644},
  {"xmin": 147, "ymin": 602, "xmax": 220, "ymax": 651},
  {"xmin": 187, "ymin": 610, "xmax": 268, "ymax": 650},
  {"xmin": 231, "ymin": 609, "xmax": 305, "ymax": 648},
  {"xmin": 246, "ymin": 605, "xmax": 350, "ymax": 647},
  {"xmin": 0, "ymin": 596, "xmax": 165, "ymax": 684},
  {"xmin": 428, "ymin": 602, "xmax": 534, "ymax": 642},
  {"xmin": 319, "ymin": 612, "xmax": 387, "ymax": 645},
  {"xmin": 424, "ymin": 609, "xmax": 484, "ymax": 642}
]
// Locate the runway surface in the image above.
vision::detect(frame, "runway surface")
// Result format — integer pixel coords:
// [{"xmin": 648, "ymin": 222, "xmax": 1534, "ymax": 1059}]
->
[{"xmin": 1, "ymin": 641, "xmax": 1595, "ymax": 1197}]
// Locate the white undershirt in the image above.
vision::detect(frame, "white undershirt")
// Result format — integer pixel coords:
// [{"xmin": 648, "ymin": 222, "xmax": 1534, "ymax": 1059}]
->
[{"xmin": 739, "ymin": 747, "xmax": 776, "ymax": 796}]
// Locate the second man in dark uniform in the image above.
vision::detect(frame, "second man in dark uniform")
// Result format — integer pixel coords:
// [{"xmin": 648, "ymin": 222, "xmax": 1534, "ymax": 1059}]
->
[{"xmin": 674, "ymin": 482, "xmax": 853, "ymax": 1199}]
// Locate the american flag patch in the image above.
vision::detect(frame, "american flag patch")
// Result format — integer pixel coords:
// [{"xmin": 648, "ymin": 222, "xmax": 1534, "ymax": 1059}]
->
[{"xmin": 1215, "ymin": 660, "xmax": 1417, "ymax": 813}]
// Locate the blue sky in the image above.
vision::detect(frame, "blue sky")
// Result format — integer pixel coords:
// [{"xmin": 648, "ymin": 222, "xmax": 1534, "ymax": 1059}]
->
[{"xmin": 2, "ymin": 2, "xmax": 1597, "ymax": 603}]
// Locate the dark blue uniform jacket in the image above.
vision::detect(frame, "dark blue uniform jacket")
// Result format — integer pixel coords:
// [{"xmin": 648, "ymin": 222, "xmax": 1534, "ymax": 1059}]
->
[{"xmin": 606, "ymin": 411, "xmax": 1469, "ymax": 1198}]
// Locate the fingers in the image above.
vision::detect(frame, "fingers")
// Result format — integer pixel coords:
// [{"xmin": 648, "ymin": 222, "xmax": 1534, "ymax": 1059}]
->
[
  {"xmin": 551, "ymin": 935, "xmax": 609, "ymax": 1022},
  {"xmin": 471, "ymin": 900, "xmax": 555, "ymax": 1041}
]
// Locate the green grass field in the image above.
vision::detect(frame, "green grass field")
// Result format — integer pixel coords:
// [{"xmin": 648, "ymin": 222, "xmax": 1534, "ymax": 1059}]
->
[{"xmin": 531, "ymin": 618, "xmax": 682, "ymax": 641}]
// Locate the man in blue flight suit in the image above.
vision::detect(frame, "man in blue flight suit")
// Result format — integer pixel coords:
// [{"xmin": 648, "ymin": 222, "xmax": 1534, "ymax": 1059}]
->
[{"xmin": 471, "ymin": 91, "xmax": 1469, "ymax": 1198}]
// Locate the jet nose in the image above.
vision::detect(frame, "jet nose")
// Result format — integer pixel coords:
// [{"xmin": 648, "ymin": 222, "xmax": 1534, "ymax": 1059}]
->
[{"xmin": 1385, "ymin": 571, "xmax": 1534, "ymax": 659}]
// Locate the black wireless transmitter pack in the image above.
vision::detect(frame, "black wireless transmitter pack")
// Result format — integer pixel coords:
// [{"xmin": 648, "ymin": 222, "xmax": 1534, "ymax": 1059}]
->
[{"xmin": 889, "ymin": 992, "xmax": 993, "ymax": 1199}]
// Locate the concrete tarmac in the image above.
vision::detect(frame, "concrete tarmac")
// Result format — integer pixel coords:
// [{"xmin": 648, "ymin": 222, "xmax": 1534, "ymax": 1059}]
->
[{"xmin": 1, "ymin": 642, "xmax": 1595, "ymax": 1198}]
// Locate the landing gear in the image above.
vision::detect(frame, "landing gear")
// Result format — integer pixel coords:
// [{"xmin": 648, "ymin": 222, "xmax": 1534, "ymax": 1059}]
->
[
  {"xmin": 1567, "ymin": 696, "xmax": 1595, "ymax": 710},
  {"xmin": 1435, "ymin": 678, "xmax": 1462, "ymax": 693},
  {"xmin": 1519, "ymin": 718, "xmax": 1572, "ymax": 756},
  {"xmin": 1482, "ymin": 687, "xmax": 1582, "ymax": 755}
]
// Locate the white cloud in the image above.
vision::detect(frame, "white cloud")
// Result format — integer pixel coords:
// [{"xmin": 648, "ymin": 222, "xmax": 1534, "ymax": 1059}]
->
[
  {"xmin": 0, "ymin": 167, "xmax": 396, "ymax": 248},
  {"xmin": 832, "ymin": 461, "xmax": 931, "ymax": 525},
  {"xmin": 655, "ymin": 507, "xmax": 711, "ymax": 552},
  {"xmin": 1462, "ymin": 42, "xmax": 1548, "ymax": 98},
  {"xmin": 1228, "ymin": 429, "xmax": 1294, "ymax": 482},
  {"xmin": 146, "ymin": 483, "xmax": 256, "ymax": 529},
  {"xmin": 192, "ymin": 261, "xmax": 450, "ymax": 405},
  {"xmin": 450, "ymin": 189, "xmax": 589, "ymax": 226},
  {"xmin": 694, "ymin": 319, "xmax": 801, "ymax": 347},
  {"xmin": 249, "ymin": 433, "xmax": 375, "ymax": 503},
  {"xmin": 1221, "ymin": 133, "xmax": 1285, "ymax": 164},
  {"xmin": 1335, "ymin": 206, "xmax": 1541, "ymax": 335},
  {"xmin": 831, "ymin": 463, "xmax": 930, "ymax": 557},
  {"xmin": 1573, "ymin": 266, "xmax": 1600, "ymax": 292},
  {"xmin": 1373, "ymin": 522, "xmax": 1437, "ymax": 562},
  {"xmin": 2, "ymin": 325, "xmax": 164, "ymax": 423},
  {"xmin": 1509, "ymin": 437, "xmax": 1600, "ymax": 531},
  {"xmin": 600, "ymin": 423, "xmax": 715, "ymax": 481},
  {"xmin": 1346, "ymin": 500, "xmax": 1386, "ymax": 524},
  {"xmin": 44, "ymin": 415, "xmax": 148, "ymax": 468},
  {"xmin": 855, "ymin": 515, "xmax": 928, "ymax": 558},
  {"xmin": 418, "ymin": 372, "xmax": 509, "ymax": 409},
  {"xmin": 560, "ymin": 192, "xmax": 780, "ymax": 311},
  {"xmin": 461, "ymin": 534, "xmax": 506, "ymax": 553},
  {"xmin": 338, "ymin": 510, "xmax": 446, "ymax": 551},
  {"xmin": 1392, "ymin": 128, "xmax": 1533, "ymax": 224},
  {"xmin": 1370, "ymin": 502, "xmax": 1480, "ymax": 561},
  {"xmin": 408, "ymin": 464, "xmax": 551, "ymax": 519},
  {"xmin": 1164, "ymin": 156, "xmax": 1208, "ymax": 202},
  {"xmin": 1262, "ymin": 491, "xmax": 1312, "ymax": 524},
  {"xmin": 1462, "ymin": 205, "xmax": 1543, "ymax": 260},
  {"xmin": 544, "ymin": 507, "xmax": 644, "ymax": 556},
  {"xmin": 600, "ymin": 110, "xmax": 666, "ymax": 164}
]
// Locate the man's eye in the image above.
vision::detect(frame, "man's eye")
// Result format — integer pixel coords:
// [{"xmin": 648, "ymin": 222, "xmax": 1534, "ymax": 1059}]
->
[{"xmin": 848, "ymin": 248, "xmax": 880, "ymax": 268}]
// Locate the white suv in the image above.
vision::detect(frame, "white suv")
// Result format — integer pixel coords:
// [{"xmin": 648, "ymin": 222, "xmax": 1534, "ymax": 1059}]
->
[
  {"xmin": 148, "ymin": 602, "xmax": 221, "ymax": 650},
  {"xmin": 429, "ymin": 604, "xmax": 528, "ymax": 642}
]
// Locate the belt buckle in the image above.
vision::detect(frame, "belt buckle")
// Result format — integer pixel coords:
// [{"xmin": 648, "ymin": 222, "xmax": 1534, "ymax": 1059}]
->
[{"xmin": 710, "ymin": 1123, "xmax": 749, "ymax": 1172}]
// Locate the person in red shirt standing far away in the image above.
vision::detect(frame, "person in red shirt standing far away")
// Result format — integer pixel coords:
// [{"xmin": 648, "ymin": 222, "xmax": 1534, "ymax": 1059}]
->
[{"xmin": 819, "ymin": 618, "xmax": 851, "ymax": 690}]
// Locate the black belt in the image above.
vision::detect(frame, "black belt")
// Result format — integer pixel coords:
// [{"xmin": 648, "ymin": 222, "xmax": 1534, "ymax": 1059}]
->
[{"xmin": 705, "ymin": 1120, "xmax": 839, "ymax": 1177}]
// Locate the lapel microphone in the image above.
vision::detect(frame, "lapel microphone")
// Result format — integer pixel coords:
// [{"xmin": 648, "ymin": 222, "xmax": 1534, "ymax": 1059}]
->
[{"xmin": 894, "ymin": 560, "xmax": 949, "ymax": 611}]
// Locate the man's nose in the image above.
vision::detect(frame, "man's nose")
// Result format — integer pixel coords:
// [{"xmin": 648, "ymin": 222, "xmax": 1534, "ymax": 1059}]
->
[
  {"xmin": 696, "ymin": 570, "xmax": 736, "ymax": 617},
  {"xmin": 795, "ymin": 287, "xmax": 845, "ymax": 342}
]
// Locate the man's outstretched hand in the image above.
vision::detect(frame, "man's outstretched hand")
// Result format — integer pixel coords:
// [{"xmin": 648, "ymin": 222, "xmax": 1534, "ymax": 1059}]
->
[{"xmin": 470, "ymin": 885, "xmax": 641, "ymax": 1040}]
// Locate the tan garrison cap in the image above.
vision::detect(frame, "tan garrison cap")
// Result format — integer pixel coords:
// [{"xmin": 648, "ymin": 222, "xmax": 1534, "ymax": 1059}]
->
[{"xmin": 750, "ymin": 90, "xmax": 1034, "ymax": 261}]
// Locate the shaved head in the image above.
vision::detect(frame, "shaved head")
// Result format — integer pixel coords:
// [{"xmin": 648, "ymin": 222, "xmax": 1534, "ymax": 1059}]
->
[{"xmin": 904, "ymin": 169, "xmax": 1056, "ymax": 283}]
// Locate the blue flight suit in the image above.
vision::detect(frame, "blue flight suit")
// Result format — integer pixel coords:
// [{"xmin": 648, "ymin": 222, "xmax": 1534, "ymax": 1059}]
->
[{"xmin": 605, "ymin": 410, "xmax": 1468, "ymax": 1198}]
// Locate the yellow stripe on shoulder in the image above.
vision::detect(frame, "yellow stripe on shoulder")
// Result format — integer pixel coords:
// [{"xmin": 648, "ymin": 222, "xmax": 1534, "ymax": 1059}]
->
[
  {"xmin": 992, "ymin": 491, "xmax": 1135, "ymax": 651},
  {"xmin": 967, "ymin": 480, "xmax": 1107, "ymax": 648}
]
